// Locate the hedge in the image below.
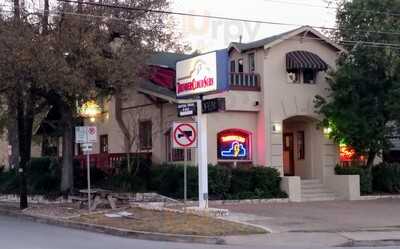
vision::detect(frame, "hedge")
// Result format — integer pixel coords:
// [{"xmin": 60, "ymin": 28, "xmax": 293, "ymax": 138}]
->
[
  {"xmin": 373, "ymin": 162, "xmax": 400, "ymax": 193},
  {"xmin": 0, "ymin": 158, "xmax": 287, "ymax": 200},
  {"xmin": 335, "ymin": 162, "xmax": 400, "ymax": 194},
  {"xmin": 335, "ymin": 165, "xmax": 372, "ymax": 194},
  {"xmin": 0, "ymin": 157, "xmax": 60, "ymax": 197}
]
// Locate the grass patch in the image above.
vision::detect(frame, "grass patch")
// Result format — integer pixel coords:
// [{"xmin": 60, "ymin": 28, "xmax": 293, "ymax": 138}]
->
[{"xmin": 73, "ymin": 207, "xmax": 266, "ymax": 236}]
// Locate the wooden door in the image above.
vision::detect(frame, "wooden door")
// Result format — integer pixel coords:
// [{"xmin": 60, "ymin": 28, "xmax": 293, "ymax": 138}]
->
[{"xmin": 283, "ymin": 133, "xmax": 295, "ymax": 176}]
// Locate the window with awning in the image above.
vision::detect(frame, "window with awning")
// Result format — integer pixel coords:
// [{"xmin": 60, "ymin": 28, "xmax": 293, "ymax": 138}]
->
[
  {"xmin": 286, "ymin": 50, "xmax": 328, "ymax": 72},
  {"xmin": 286, "ymin": 51, "xmax": 328, "ymax": 84}
]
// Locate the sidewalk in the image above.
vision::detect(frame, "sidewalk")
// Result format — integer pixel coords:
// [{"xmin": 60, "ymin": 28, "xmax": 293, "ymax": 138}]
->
[
  {"xmin": 216, "ymin": 199, "xmax": 400, "ymax": 233},
  {"xmin": 218, "ymin": 199, "xmax": 400, "ymax": 248}
]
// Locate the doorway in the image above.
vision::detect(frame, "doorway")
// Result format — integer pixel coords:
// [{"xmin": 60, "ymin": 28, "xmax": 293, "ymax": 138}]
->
[{"xmin": 283, "ymin": 133, "xmax": 294, "ymax": 176}]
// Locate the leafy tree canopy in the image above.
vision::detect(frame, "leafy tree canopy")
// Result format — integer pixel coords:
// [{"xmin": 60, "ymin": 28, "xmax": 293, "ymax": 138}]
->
[{"xmin": 316, "ymin": 0, "xmax": 400, "ymax": 166}]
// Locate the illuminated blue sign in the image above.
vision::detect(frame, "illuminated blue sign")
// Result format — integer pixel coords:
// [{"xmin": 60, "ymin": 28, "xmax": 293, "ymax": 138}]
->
[
  {"xmin": 221, "ymin": 141, "xmax": 247, "ymax": 158},
  {"xmin": 217, "ymin": 129, "xmax": 251, "ymax": 161}
]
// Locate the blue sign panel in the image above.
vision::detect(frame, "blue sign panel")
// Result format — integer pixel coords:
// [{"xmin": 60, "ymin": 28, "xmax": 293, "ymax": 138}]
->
[{"xmin": 217, "ymin": 129, "xmax": 251, "ymax": 161}]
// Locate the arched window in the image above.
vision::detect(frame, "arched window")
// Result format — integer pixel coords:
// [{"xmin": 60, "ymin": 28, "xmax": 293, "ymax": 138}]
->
[{"xmin": 217, "ymin": 129, "xmax": 251, "ymax": 161}]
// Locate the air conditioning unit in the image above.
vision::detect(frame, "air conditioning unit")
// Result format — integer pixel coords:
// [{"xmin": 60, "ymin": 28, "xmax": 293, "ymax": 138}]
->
[{"xmin": 287, "ymin": 72, "xmax": 297, "ymax": 83}]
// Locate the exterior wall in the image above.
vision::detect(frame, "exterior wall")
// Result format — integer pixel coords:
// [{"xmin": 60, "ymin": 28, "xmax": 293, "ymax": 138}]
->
[
  {"xmin": 261, "ymin": 34, "xmax": 340, "ymax": 177},
  {"xmin": 87, "ymin": 90, "xmax": 197, "ymax": 165},
  {"xmin": 206, "ymin": 111, "xmax": 258, "ymax": 165}
]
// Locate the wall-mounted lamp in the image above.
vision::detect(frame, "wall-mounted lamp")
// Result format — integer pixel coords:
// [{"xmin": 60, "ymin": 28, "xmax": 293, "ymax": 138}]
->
[
  {"xmin": 323, "ymin": 127, "xmax": 332, "ymax": 136},
  {"xmin": 272, "ymin": 122, "xmax": 282, "ymax": 134}
]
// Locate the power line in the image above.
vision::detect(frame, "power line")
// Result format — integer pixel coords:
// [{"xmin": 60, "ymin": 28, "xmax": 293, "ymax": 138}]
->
[
  {"xmin": 56, "ymin": 0, "xmax": 400, "ymax": 37},
  {"xmin": 3, "ymin": 3, "xmax": 400, "ymax": 50},
  {"xmin": 263, "ymin": 0, "xmax": 400, "ymax": 17}
]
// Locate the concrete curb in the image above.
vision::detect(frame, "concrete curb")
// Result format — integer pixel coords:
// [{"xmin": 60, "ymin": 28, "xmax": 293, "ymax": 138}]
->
[{"xmin": 0, "ymin": 208, "xmax": 226, "ymax": 245}]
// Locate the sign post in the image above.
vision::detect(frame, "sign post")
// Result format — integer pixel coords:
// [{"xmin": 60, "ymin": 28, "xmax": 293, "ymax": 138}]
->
[
  {"xmin": 196, "ymin": 99, "xmax": 208, "ymax": 209},
  {"xmin": 176, "ymin": 50, "xmax": 228, "ymax": 210},
  {"xmin": 75, "ymin": 126, "xmax": 97, "ymax": 213},
  {"xmin": 172, "ymin": 122, "xmax": 197, "ymax": 207},
  {"xmin": 184, "ymin": 148, "xmax": 187, "ymax": 206}
]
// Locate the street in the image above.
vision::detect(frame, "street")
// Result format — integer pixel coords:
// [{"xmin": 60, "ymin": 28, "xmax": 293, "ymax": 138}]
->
[{"xmin": 0, "ymin": 214, "xmax": 399, "ymax": 249}]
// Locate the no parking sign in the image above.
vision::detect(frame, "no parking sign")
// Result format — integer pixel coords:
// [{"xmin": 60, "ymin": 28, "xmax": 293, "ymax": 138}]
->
[{"xmin": 172, "ymin": 122, "xmax": 197, "ymax": 148}]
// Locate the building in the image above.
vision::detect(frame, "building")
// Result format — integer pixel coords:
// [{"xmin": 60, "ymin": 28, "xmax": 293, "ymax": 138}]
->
[
  {"xmin": 79, "ymin": 26, "xmax": 361, "ymax": 201},
  {"xmin": 0, "ymin": 26, "xmax": 359, "ymax": 201}
]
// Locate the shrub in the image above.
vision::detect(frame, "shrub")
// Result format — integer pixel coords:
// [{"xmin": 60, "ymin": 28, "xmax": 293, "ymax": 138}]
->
[
  {"xmin": 148, "ymin": 164, "xmax": 285, "ymax": 200},
  {"xmin": 0, "ymin": 169, "xmax": 19, "ymax": 194},
  {"xmin": 373, "ymin": 162, "xmax": 400, "ymax": 193},
  {"xmin": 335, "ymin": 165, "xmax": 372, "ymax": 194},
  {"xmin": 208, "ymin": 165, "xmax": 231, "ymax": 200},
  {"xmin": 27, "ymin": 157, "xmax": 60, "ymax": 196}
]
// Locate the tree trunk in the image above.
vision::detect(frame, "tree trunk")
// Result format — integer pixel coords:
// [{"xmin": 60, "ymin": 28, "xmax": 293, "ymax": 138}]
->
[
  {"xmin": 42, "ymin": 0, "xmax": 49, "ymax": 33},
  {"xmin": 7, "ymin": 97, "xmax": 19, "ymax": 169},
  {"xmin": 366, "ymin": 150, "xmax": 376, "ymax": 193},
  {"xmin": 16, "ymin": 92, "xmax": 34, "ymax": 210},
  {"xmin": 60, "ymin": 102, "xmax": 74, "ymax": 196}
]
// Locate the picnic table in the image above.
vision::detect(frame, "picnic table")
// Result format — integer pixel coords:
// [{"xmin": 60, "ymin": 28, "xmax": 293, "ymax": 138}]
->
[{"xmin": 74, "ymin": 188, "xmax": 117, "ymax": 211}]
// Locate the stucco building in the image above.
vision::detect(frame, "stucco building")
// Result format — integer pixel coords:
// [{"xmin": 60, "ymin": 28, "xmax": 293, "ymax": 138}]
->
[{"xmin": 76, "ymin": 26, "xmax": 361, "ymax": 201}]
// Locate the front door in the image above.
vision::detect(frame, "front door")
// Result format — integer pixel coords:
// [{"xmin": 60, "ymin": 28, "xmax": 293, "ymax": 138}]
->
[{"xmin": 283, "ymin": 133, "xmax": 295, "ymax": 176}]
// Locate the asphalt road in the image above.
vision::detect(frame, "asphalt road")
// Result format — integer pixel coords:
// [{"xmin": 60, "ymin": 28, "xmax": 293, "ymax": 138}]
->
[{"xmin": 0, "ymin": 215, "xmax": 397, "ymax": 249}]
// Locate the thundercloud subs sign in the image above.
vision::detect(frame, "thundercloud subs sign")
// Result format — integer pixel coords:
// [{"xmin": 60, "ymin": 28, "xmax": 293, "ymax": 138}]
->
[
  {"xmin": 176, "ymin": 50, "xmax": 228, "ymax": 97},
  {"xmin": 217, "ymin": 129, "xmax": 250, "ymax": 160}
]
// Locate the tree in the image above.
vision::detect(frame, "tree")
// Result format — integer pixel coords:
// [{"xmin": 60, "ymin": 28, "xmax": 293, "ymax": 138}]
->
[
  {"xmin": 0, "ymin": 0, "xmax": 186, "ymax": 206},
  {"xmin": 51, "ymin": 0, "xmax": 186, "ymax": 194},
  {"xmin": 315, "ymin": 0, "xmax": 400, "ymax": 176}
]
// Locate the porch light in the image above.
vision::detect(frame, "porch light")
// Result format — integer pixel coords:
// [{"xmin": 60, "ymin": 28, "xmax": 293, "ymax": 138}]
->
[
  {"xmin": 79, "ymin": 100, "xmax": 102, "ymax": 122},
  {"xmin": 323, "ymin": 127, "xmax": 332, "ymax": 136},
  {"xmin": 272, "ymin": 122, "xmax": 282, "ymax": 134}
]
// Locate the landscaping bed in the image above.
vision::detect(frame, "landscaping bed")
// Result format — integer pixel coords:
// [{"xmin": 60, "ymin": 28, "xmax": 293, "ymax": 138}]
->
[{"xmin": 73, "ymin": 207, "xmax": 266, "ymax": 236}]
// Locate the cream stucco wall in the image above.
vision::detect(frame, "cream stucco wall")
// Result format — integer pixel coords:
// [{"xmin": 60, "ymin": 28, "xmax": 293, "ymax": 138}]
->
[{"xmin": 259, "ymin": 33, "xmax": 340, "ymax": 178}]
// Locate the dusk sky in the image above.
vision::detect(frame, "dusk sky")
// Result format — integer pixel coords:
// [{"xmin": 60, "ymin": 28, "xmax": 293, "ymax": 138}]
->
[{"xmin": 171, "ymin": 0, "xmax": 337, "ymax": 52}]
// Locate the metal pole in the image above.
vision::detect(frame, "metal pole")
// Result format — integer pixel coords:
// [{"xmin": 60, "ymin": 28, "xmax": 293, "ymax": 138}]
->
[
  {"xmin": 184, "ymin": 148, "xmax": 187, "ymax": 206},
  {"xmin": 86, "ymin": 149, "xmax": 91, "ymax": 213},
  {"xmin": 196, "ymin": 99, "xmax": 208, "ymax": 209}
]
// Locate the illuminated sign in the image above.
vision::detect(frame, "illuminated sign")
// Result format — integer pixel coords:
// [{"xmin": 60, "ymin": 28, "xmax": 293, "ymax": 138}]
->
[
  {"xmin": 339, "ymin": 144, "xmax": 365, "ymax": 163},
  {"xmin": 221, "ymin": 135, "xmax": 246, "ymax": 143},
  {"xmin": 176, "ymin": 50, "xmax": 228, "ymax": 97},
  {"xmin": 339, "ymin": 145, "xmax": 356, "ymax": 162},
  {"xmin": 218, "ymin": 129, "xmax": 250, "ymax": 160}
]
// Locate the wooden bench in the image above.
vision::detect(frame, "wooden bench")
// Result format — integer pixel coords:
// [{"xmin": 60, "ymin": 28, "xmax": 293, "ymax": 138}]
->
[
  {"xmin": 115, "ymin": 195, "xmax": 130, "ymax": 204},
  {"xmin": 70, "ymin": 196, "xmax": 88, "ymax": 209}
]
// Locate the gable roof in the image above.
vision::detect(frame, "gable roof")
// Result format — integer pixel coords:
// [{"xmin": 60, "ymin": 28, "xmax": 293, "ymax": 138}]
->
[{"xmin": 228, "ymin": 26, "xmax": 345, "ymax": 53}]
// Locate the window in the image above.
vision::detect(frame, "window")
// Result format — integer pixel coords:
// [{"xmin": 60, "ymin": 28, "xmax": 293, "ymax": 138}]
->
[
  {"xmin": 287, "ymin": 69, "xmax": 317, "ymax": 84},
  {"xmin": 100, "ymin": 134, "xmax": 108, "ymax": 153},
  {"xmin": 217, "ymin": 129, "xmax": 251, "ymax": 161},
  {"xmin": 248, "ymin": 53, "xmax": 255, "ymax": 72},
  {"xmin": 139, "ymin": 120, "xmax": 152, "ymax": 150},
  {"xmin": 165, "ymin": 130, "xmax": 192, "ymax": 162},
  {"xmin": 230, "ymin": 60, "xmax": 236, "ymax": 73},
  {"xmin": 303, "ymin": 69, "xmax": 316, "ymax": 84},
  {"xmin": 238, "ymin": 58, "xmax": 244, "ymax": 73},
  {"xmin": 297, "ymin": 131, "xmax": 305, "ymax": 160}
]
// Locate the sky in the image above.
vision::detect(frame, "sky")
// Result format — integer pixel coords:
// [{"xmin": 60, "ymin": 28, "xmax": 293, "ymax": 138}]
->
[{"xmin": 170, "ymin": 0, "xmax": 337, "ymax": 52}]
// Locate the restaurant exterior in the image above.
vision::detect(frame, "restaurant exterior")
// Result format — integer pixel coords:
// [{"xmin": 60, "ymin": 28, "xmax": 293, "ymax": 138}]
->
[
  {"xmin": 75, "ymin": 26, "xmax": 361, "ymax": 202},
  {"xmin": 0, "ymin": 26, "xmax": 361, "ymax": 202}
]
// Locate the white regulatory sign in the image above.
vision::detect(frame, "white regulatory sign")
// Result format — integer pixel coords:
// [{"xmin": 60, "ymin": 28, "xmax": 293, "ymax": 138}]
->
[
  {"xmin": 75, "ymin": 126, "xmax": 97, "ymax": 143},
  {"xmin": 172, "ymin": 122, "xmax": 197, "ymax": 148}
]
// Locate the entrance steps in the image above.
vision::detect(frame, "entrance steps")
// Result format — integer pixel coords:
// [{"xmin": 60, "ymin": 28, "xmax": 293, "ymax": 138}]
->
[{"xmin": 301, "ymin": 179, "xmax": 342, "ymax": 202}]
